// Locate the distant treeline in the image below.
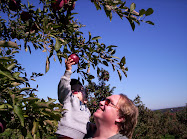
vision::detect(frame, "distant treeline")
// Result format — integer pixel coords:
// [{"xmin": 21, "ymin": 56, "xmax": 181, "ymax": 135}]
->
[
  {"xmin": 154, "ymin": 106, "xmax": 186, "ymax": 113},
  {"xmin": 133, "ymin": 96, "xmax": 187, "ymax": 139}
]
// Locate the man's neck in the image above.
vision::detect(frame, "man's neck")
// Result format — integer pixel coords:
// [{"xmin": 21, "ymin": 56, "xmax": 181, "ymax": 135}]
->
[{"xmin": 93, "ymin": 124, "xmax": 119, "ymax": 139}]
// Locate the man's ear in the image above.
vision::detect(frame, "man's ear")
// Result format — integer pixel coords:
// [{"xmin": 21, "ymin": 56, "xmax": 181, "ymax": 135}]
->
[
  {"xmin": 115, "ymin": 116, "xmax": 124, "ymax": 123},
  {"xmin": 84, "ymin": 98, "xmax": 88, "ymax": 104}
]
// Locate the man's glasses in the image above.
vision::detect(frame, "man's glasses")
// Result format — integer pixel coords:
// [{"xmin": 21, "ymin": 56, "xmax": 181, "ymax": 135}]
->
[{"xmin": 103, "ymin": 98, "xmax": 119, "ymax": 109}]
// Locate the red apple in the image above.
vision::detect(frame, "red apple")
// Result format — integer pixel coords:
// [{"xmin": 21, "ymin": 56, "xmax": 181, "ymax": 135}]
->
[
  {"xmin": 52, "ymin": 0, "xmax": 64, "ymax": 11},
  {"xmin": 9, "ymin": 0, "xmax": 21, "ymax": 11},
  {"xmin": 20, "ymin": 11, "xmax": 31, "ymax": 22},
  {"xmin": 64, "ymin": 0, "xmax": 69, "ymax": 4},
  {"xmin": 69, "ymin": 53, "xmax": 79, "ymax": 64},
  {"xmin": 0, "ymin": 119, "xmax": 6, "ymax": 133}
]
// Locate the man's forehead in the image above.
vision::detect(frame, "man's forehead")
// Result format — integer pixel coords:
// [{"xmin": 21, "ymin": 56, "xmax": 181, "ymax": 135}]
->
[{"xmin": 107, "ymin": 95, "xmax": 120, "ymax": 102}]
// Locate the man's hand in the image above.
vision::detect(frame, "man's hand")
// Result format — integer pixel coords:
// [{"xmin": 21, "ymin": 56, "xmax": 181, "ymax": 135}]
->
[{"xmin": 65, "ymin": 57, "xmax": 76, "ymax": 71}]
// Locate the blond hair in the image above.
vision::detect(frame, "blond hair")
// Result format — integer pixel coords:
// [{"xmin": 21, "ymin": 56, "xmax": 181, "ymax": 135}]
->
[{"xmin": 117, "ymin": 94, "xmax": 139, "ymax": 139}]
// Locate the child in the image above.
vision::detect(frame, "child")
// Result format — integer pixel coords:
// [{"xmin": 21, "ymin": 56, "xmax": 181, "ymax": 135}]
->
[{"xmin": 56, "ymin": 57, "xmax": 91, "ymax": 139}]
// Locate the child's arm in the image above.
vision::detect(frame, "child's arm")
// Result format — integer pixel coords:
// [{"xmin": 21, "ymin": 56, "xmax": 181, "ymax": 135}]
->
[{"xmin": 58, "ymin": 57, "xmax": 75, "ymax": 104}]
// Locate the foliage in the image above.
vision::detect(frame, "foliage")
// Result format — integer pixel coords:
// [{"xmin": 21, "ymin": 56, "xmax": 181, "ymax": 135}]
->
[
  {"xmin": 133, "ymin": 96, "xmax": 187, "ymax": 139},
  {"xmin": 0, "ymin": 0, "xmax": 154, "ymax": 137},
  {"xmin": 0, "ymin": 46, "xmax": 62, "ymax": 138},
  {"xmin": 86, "ymin": 68, "xmax": 115, "ymax": 122},
  {"xmin": 0, "ymin": 0, "xmax": 154, "ymax": 82}
]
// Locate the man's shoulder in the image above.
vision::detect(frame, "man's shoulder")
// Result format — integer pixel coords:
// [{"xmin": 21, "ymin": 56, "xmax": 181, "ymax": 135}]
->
[
  {"xmin": 84, "ymin": 133, "xmax": 128, "ymax": 139},
  {"xmin": 109, "ymin": 133, "xmax": 128, "ymax": 139}
]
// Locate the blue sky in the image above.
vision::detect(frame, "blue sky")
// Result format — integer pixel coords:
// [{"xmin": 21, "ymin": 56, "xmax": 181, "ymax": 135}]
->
[{"xmin": 14, "ymin": 0, "xmax": 187, "ymax": 110}]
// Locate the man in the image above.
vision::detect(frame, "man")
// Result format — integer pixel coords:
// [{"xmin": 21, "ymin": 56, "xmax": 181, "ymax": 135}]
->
[{"xmin": 85, "ymin": 94, "xmax": 138, "ymax": 139}]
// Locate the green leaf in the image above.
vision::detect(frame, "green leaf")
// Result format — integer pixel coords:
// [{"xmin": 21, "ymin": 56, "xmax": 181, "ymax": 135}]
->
[
  {"xmin": 127, "ymin": 17, "xmax": 135, "ymax": 31},
  {"xmin": 0, "ymin": 57, "xmax": 14, "ymax": 62},
  {"xmin": 44, "ymin": 120, "xmax": 53, "ymax": 126},
  {"xmin": 45, "ymin": 56, "xmax": 50, "ymax": 73},
  {"xmin": 20, "ymin": 87, "xmax": 32, "ymax": 92},
  {"xmin": 24, "ymin": 97, "xmax": 39, "ymax": 101},
  {"xmin": 145, "ymin": 21, "xmax": 154, "ymax": 25},
  {"xmin": 7, "ymin": 63, "xmax": 16, "ymax": 70},
  {"xmin": 117, "ymin": 70, "xmax": 122, "ymax": 81},
  {"xmin": 130, "ymin": 3, "xmax": 136, "ymax": 12},
  {"xmin": 36, "ymin": 102, "xmax": 48, "ymax": 108},
  {"xmin": 0, "ymin": 41, "xmax": 19, "ymax": 49},
  {"xmin": 0, "ymin": 104, "xmax": 13, "ymax": 110},
  {"xmin": 47, "ymin": 99, "xmax": 56, "ymax": 105},
  {"xmin": 103, "ymin": 61, "xmax": 109, "ymax": 66},
  {"xmin": 14, "ymin": 105, "xmax": 24, "ymax": 127},
  {"xmin": 13, "ymin": 72, "xmax": 20, "ymax": 78},
  {"xmin": 145, "ymin": 8, "xmax": 154, "ymax": 16},
  {"xmin": 107, "ymin": 45, "xmax": 118, "ymax": 48},
  {"xmin": 88, "ymin": 75, "xmax": 95, "ymax": 80},
  {"xmin": 92, "ymin": 36, "xmax": 101, "ymax": 40},
  {"xmin": 55, "ymin": 38, "xmax": 61, "ymax": 51},
  {"xmin": 32, "ymin": 120, "xmax": 39, "ymax": 135},
  {"xmin": 97, "ymin": 67, "xmax": 100, "ymax": 76},
  {"xmin": 139, "ymin": 9, "xmax": 146, "ymax": 17},
  {"xmin": 94, "ymin": 1, "xmax": 101, "ymax": 10},
  {"xmin": 112, "ymin": 63, "xmax": 115, "ymax": 71},
  {"xmin": 120, "ymin": 56, "xmax": 126, "ymax": 65},
  {"xmin": 89, "ymin": 32, "xmax": 91, "ymax": 41},
  {"xmin": 0, "ymin": 69, "xmax": 14, "ymax": 80}
]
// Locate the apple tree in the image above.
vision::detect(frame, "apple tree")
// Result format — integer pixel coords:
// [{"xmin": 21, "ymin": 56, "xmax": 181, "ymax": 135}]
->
[
  {"xmin": 0, "ymin": 0, "xmax": 154, "ymax": 82},
  {"xmin": 0, "ymin": 0, "xmax": 154, "ymax": 137}
]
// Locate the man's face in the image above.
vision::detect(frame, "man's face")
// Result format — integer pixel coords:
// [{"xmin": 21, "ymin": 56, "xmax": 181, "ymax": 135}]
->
[
  {"xmin": 93, "ymin": 95, "xmax": 121, "ymax": 125},
  {"xmin": 71, "ymin": 84, "xmax": 84, "ymax": 102}
]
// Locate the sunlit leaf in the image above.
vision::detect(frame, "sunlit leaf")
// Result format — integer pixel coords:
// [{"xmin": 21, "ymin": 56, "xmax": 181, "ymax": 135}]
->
[
  {"xmin": 7, "ymin": 63, "xmax": 16, "ymax": 70},
  {"xmin": 130, "ymin": 3, "xmax": 136, "ymax": 12},
  {"xmin": 14, "ymin": 105, "xmax": 24, "ymax": 127},
  {"xmin": 47, "ymin": 99, "xmax": 56, "ymax": 105},
  {"xmin": 0, "ymin": 57, "xmax": 13, "ymax": 62},
  {"xmin": 32, "ymin": 120, "xmax": 39, "ymax": 135},
  {"xmin": 92, "ymin": 36, "xmax": 101, "ymax": 40},
  {"xmin": 0, "ymin": 104, "xmax": 13, "ymax": 110},
  {"xmin": 0, "ymin": 41, "xmax": 19, "ymax": 49},
  {"xmin": 55, "ymin": 38, "xmax": 61, "ymax": 51},
  {"xmin": 20, "ymin": 87, "xmax": 32, "ymax": 92},
  {"xmin": 45, "ymin": 56, "xmax": 50, "ymax": 73},
  {"xmin": 0, "ymin": 69, "xmax": 14, "ymax": 80}
]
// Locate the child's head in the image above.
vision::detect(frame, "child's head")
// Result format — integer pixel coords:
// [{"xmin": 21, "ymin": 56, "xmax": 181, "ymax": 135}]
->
[{"xmin": 70, "ymin": 79, "xmax": 88, "ymax": 103}]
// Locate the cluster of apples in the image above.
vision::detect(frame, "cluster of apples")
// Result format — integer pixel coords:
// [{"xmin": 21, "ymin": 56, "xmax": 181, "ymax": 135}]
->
[
  {"xmin": 8, "ymin": 0, "xmax": 21, "ymax": 11},
  {"xmin": 8, "ymin": 0, "xmax": 37, "ymax": 32},
  {"xmin": 52, "ymin": 0, "xmax": 75, "ymax": 11}
]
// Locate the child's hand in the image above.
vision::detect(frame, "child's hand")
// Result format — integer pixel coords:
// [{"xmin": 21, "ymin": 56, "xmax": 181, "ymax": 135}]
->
[{"xmin": 65, "ymin": 57, "xmax": 76, "ymax": 71}]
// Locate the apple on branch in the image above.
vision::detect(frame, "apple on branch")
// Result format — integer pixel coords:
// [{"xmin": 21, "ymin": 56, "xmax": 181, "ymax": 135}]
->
[
  {"xmin": 51, "ymin": 0, "xmax": 65, "ymax": 11},
  {"xmin": 20, "ymin": 11, "xmax": 32, "ymax": 22},
  {"xmin": 9, "ymin": 0, "xmax": 21, "ymax": 11},
  {"xmin": 69, "ymin": 53, "xmax": 79, "ymax": 64}
]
